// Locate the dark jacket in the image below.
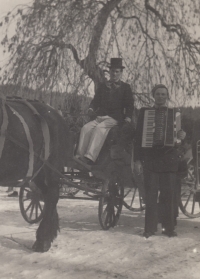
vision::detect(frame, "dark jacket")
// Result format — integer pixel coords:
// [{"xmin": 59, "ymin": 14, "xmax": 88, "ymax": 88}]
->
[
  {"xmin": 89, "ymin": 81, "xmax": 134, "ymax": 123},
  {"xmin": 192, "ymin": 119, "xmax": 200, "ymax": 161},
  {"xmin": 134, "ymin": 107, "xmax": 181, "ymax": 172}
]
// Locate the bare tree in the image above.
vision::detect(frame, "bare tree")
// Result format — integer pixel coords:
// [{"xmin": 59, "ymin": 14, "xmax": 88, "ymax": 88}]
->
[{"xmin": 1, "ymin": 0, "xmax": 200, "ymax": 106}]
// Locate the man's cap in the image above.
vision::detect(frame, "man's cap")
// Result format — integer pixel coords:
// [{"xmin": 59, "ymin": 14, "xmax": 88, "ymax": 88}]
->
[
  {"xmin": 152, "ymin": 84, "xmax": 168, "ymax": 97},
  {"xmin": 109, "ymin": 58, "xmax": 125, "ymax": 69}
]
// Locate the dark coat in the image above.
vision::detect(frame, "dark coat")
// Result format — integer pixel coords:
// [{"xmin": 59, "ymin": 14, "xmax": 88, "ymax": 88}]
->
[
  {"xmin": 134, "ymin": 107, "xmax": 181, "ymax": 172},
  {"xmin": 192, "ymin": 119, "xmax": 200, "ymax": 161},
  {"xmin": 89, "ymin": 81, "xmax": 134, "ymax": 123}
]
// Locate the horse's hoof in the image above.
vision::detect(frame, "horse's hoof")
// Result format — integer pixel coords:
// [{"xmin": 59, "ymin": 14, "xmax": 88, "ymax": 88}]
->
[
  {"xmin": 32, "ymin": 240, "xmax": 51, "ymax": 252},
  {"xmin": 32, "ymin": 240, "xmax": 42, "ymax": 252},
  {"xmin": 42, "ymin": 240, "xmax": 51, "ymax": 252}
]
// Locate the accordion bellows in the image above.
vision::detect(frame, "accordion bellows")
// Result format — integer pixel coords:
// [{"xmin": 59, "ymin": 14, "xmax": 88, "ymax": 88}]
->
[{"xmin": 141, "ymin": 107, "xmax": 181, "ymax": 148}]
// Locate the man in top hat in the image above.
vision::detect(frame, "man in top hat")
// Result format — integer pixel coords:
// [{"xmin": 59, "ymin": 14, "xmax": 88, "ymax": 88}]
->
[{"xmin": 75, "ymin": 58, "xmax": 134, "ymax": 164}]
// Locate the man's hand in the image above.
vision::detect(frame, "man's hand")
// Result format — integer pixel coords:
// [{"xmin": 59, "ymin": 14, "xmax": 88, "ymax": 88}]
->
[
  {"xmin": 125, "ymin": 117, "xmax": 131, "ymax": 123},
  {"xmin": 134, "ymin": 160, "xmax": 143, "ymax": 175},
  {"xmin": 177, "ymin": 130, "xmax": 186, "ymax": 140}
]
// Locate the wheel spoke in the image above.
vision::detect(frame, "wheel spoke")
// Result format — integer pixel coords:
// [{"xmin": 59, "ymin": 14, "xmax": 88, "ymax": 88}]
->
[
  {"xmin": 22, "ymin": 197, "xmax": 31, "ymax": 202},
  {"xmin": 191, "ymin": 196, "xmax": 196, "ymax": 214},
  {"xmin": 102, "ymin": 204, "xmax": 108, "ymax": 217},
  {"xmin": 29, "ymin": 203, "xmax": 35, "ymax": 220},
  {"xmin": 25, "ymin": 200, "xmax": 33, "ymax": 213},
  {"xmin": 130, "ymin": 188, "xmax": 137, "ymax": 207},
  {"xmin": 35, "ymin": 203, "xmax": 38, "ymax": 219},
  {"xmin": 183, "ymin": 192, "xmax": 192, "ymax": 209},
  {"xmin": 124, "ymin": 188, "xmax": 131, "ymax": 198},
  {"xmin": 37, "ymin": 201, "xmax": 43, "ymax": 213}
]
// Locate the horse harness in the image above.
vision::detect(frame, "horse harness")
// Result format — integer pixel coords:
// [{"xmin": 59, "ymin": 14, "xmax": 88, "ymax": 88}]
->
[{"xmin": 0, "ymin": 97, "xmax": 51, "ymax": 185}]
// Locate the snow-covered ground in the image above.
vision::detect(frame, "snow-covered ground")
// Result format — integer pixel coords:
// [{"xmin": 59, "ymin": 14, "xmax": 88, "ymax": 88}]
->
[{"xmin": 0, "ymin": 187, "xmax": 200, "ymax": 279}]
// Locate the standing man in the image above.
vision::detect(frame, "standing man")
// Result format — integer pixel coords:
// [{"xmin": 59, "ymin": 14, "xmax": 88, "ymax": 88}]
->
[
  {"xmin": 134, "ymin": 84, "xmax": 186, "ymax": 238},
  {"xmin": 75, "ymin": 58, "xmax": 134, "ymax": 164}
]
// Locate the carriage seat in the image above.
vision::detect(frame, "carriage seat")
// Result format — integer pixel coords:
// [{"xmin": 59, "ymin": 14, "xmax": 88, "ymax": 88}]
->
[
  {"xmin": 102, "ymin": 125, "xmax": 120, "ymax": 148},
  {"xmin": 96, "ymin": 122, "xmax": 134, "ymax": 165},
  {"xmin": 103, "ymin": 122, "xmax": 134, "ymax": 150},
  {"xmin": 66, "ymin": 124, "xmax": 135, "ymax": 188},
  {"xmin": 66, "ymin": 121, "xmax": 134, "ymax": 169},
  {"xmin": 66, "ymin": 126, "xmax": 120, "ymax": 160},
  {"xmin": 96, "ymin": 124, "xmax": 135, "ymax": 187}
]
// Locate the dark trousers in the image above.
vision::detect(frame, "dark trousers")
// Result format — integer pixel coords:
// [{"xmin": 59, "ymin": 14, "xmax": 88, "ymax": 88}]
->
[{"xmin": 144, "ymin": 169, "xmax": 179, "ymax": 233}]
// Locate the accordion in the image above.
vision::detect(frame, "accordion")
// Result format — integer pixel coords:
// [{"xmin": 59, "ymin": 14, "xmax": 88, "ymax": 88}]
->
[{"xmin": 141, "ymin": 107, "xmax": 181, "ymax": 148}]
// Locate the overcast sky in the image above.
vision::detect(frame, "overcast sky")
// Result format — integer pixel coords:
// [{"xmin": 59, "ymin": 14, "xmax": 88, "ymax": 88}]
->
[
  {"xmin": 0, "ymin": 0, "xmax": 31, "ymax": 16},
  {"xmin": 0, "ymin": 0, "xmax": 32, "ymax": 64}
]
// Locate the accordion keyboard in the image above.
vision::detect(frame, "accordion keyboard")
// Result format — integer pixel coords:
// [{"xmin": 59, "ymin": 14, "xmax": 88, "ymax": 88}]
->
[
  {"xmin": 141, "ymin": 108, "xmax": 180, "ymax": 148},
  {"xmin": 142, "ymin": 109, "xmax": 155, "ymax": 147},
  {"xmin": 154, "ymin": 109, "xmax": 167, "ymax": 146}
]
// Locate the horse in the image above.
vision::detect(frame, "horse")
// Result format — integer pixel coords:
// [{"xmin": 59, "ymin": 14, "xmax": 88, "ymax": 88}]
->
[{"xmin": 0, "ymin": 97, "xmax": 69, "ymax": 252}]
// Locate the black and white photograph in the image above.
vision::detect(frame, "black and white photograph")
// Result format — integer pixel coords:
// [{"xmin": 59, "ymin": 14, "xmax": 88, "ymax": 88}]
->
[{"xmin": 0, "ymin": 1, "xmax": 200, "ymax": 278}]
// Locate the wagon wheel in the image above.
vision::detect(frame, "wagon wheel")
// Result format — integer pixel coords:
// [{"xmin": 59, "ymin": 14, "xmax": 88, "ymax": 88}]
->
[
  {"xmin": 179, "ymin": 160, "xmax": 200, "ymax": 218},
  {"xmin": 98, "ymin": 178, "xmax": 124, "ymax": 230},
  {"xmin": 19, "ymin": 182, "xmax": 45, "ymax": 224},
  {"xmin": 123, "ymin": 187, "xmax": 145, "ymax": 212},
  {"xmin": 123, "ymin": 172, "xmax": 145, "ymax": 212}
]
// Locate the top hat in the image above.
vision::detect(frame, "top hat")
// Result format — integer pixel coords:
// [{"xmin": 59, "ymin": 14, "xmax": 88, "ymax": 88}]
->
[{"xmin": 109, "ymin": 58, "xmax": 125, "ymax": 69}]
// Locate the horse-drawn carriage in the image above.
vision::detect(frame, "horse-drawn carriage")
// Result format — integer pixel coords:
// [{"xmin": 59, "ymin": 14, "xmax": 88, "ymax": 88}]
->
[
  {"xmin": 1, "ymin": 96, "xmax": 200, "ymax": 252},
  {"xmin": 19, "ymin": 115, "xmax": 145, "ymax": 230},
  {"xmin": 18, "ymin": 106, "xmax": 200, "ymax": 230}
]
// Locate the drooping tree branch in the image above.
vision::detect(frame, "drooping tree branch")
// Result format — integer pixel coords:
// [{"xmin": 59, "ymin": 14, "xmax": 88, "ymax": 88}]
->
[
  {"xmin": 116, "ymin": 5, "xmax": 155, "ymax": 45},
  {"xmin": 2, "ymin": 0, "xmax": 200, "ymax": 105},
  {"xmin": 83, "ymin": 0, "xmax": 122, "ymax": 86},
  {"xmin": 145, "ymin": 0, "xmax": 200, "ymax": 49}
]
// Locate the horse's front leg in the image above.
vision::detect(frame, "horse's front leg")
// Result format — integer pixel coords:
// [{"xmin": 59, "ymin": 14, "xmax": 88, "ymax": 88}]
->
[{"xmin": 32, "ymin": 171, "xmax": 60, "ymax": 252}]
